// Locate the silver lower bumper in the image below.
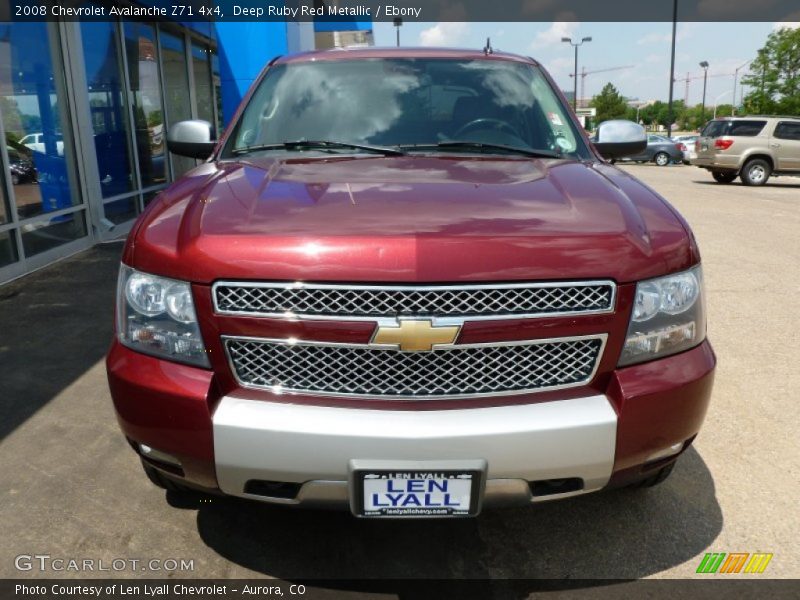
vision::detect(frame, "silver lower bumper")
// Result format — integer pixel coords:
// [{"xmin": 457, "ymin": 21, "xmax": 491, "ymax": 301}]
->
[{"xmin": 212, "ymin": 394, "xmax": 618, "ymax": 507}]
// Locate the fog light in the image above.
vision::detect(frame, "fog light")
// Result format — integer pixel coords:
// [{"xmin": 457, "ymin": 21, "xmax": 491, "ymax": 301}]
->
[
  {"xmin": 646, "ymin": 442, "xmax": 684, "ymax": 463},
  {"xmin": 139, "ymin": 444, "xmax": 181, "ymax": 468}
]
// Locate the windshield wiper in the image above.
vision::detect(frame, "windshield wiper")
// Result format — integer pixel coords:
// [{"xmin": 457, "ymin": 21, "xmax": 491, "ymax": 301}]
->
[
  {"xmin": 399, "ymin": 141, "xmax": 561, "ymax": 159},
  {"xmin": 232, "ymin": 139, "xmax": 405, "ymax": 156}
]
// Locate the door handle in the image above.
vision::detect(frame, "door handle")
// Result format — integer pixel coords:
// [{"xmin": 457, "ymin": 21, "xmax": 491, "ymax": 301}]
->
[{"xmin": 770, "ymin": 143, "xmax": 781, "ymax": 148}]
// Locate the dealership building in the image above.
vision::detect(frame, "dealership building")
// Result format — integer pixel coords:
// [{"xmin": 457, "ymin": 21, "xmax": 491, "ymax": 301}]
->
[{"xmin": 0, "ymin": 4, "xmax": 372, "ymax": 283}]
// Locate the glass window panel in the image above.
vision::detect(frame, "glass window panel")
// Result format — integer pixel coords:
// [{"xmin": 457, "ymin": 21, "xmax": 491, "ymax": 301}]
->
[
  {"xmin": 124, "ymin": 22, "xmax": 167, "ymax": 189},
  {"xmin": 143, "ymin": 190, "xmax": 160, "ymax": 207},
  {"xmin": 211, "ymin": 50, "xmax": 223, "ymax": 134},
  {"xmin": 192, "ymin": 43, "xmax": 214, "ymax": 128},
  {"xmin": 1, "ymin": 152, "xmax": 14, "ymax": 224},
  {"xmin": 0, "ymin": 230, "xmax": 18, "ymax": 268},
  {"xmin": 0, "ymin": 22, "xmax": 80, "ymax": 220},
  {"xmin": 21, "ymin": 211, "xmax": 87, "ymax": 257},
  {"xmin": 80, "ymin": 20, "xmax": 136, "ymax": 199},
  {"xmin": 103, "ymin": 196, "xmax": 137, "ymax": 225},
  {"xmin": 160, "ymin": 31, "xmax": 194, "ymax": 177}
]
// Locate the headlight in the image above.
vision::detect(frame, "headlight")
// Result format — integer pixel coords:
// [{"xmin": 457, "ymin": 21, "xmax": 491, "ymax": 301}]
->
[
  {"xmin": 619, "ymin": 265, "xmax": 706, "ymax": 366},
  {"xmin": 116, "ymin": 265, "xmax": 209, "ymax": 367}
]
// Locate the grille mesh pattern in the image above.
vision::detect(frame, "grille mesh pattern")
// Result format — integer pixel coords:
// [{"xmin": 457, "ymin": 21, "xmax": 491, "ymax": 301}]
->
[
  {"xmin": 225, "ymin": 337, "xmax": 603, "ymax": 398},
  {"xmin": 215, "ymin": 283, "xmax": 614, "ymax": 318}
]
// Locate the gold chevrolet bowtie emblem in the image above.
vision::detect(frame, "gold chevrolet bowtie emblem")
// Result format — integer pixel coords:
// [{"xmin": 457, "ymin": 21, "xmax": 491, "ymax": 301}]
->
[{"xmin": 372, "ymin": 319, "xmax": 461, "ymax": 352}]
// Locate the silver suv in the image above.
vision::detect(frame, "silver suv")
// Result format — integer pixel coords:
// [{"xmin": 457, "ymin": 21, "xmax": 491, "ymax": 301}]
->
[{"xmin": 691, "ymin": 116, "xmax": 800, "ymax": 186}]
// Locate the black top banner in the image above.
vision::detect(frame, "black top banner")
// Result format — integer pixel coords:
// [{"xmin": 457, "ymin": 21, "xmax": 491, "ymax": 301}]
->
[
  {"xmin": 3, "ymin": 579, "xmax": 800, "ymax": 599},
  {"xmin": 3, "ymin": 0, "xmax": 800, "ymax": 22}
]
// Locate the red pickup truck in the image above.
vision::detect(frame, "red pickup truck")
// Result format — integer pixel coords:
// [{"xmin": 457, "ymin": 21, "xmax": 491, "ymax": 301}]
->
[{"xmin": 106, "ymin": 48, "xmax": 715, "ymax": 518}]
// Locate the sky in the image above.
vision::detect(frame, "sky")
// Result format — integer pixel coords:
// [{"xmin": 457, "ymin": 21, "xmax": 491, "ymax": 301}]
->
[{"xmin": 372, "ymin": 21, "xmax": 798, "ymax": 106}]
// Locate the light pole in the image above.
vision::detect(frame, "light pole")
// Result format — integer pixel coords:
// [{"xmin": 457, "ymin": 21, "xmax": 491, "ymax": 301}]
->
[
  {"xmin": 393, "ymin": 17, "xmax": 402, "ymax": 47},
  {"xmin": 562, "ymin": 36, "xmax": 592, "ymax": 110},
  {"xmin": 732, "ymin": 60, "xmax": 750, "ymax": 115},
  {"xmin": 699, "ymin": 61, "xmax": 709, "ymax": 127},
  {"xmin": 713, "ymin": 90, "xmax": 732, "ymax": 118},
  {"xmin": 666, "ymin": 0, "xmax": 678, "ymax": 137}
]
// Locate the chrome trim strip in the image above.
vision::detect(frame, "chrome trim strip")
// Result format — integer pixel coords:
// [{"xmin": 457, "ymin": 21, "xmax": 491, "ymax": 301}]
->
[
  {"xmin": 211, "ymin": 280, "xmax": 618, "ymax": 322},
  {"xmin": 221, "ymin": 333, "xmax": 608, "ymax": 400}
]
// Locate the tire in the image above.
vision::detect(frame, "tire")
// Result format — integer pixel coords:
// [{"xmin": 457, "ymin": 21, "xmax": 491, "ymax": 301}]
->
[
  {"xmin": 740, "ymin": 158, "xmax": 771, "ymax": 186},
  {"xmin": 654, "ymin": 152, "xmax": 670, "ymax": 167},
  {"xmin": 140, "ymin": 458, "xmax": 192, "ymax": 493},
  {"xmin": 634, "ymin": 462, "xmax": 676, "ymax": 488},
  {"xmin": 711, "ymin": 171, "xmax": 737, "ymax": 184},
  {"xmin": 11, "ymin": 174, "xmax": 19, "ymax": 186}
]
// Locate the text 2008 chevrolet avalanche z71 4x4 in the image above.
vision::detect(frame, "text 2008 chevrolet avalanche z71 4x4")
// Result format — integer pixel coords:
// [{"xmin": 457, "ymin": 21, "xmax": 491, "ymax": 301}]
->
[{"xmin": 106, "ymin": 48, "xmax": 715, "ymax": 518}]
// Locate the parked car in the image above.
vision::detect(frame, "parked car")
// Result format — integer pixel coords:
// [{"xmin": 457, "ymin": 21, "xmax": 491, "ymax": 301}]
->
[
  {"xmin": 623, "ymin": 134, "xmax": 684, "ymax": 166},
  {"xmin": 19, "ymin": 132, "xmax": 65, "ymax": 156},
  {"xmin": 673, "ymin": 135, "xmax": 699, "ymax": 165},
  {"xmin": 692, "ymin": 116, "xmax": 800, "ymax": 185},
  {"xmin": 107, "ymin": 48, "xmax": 715, "ymax": 517},
  {"xmin": 6, "ymin": 145, "xmax": 37, "ymax": 185}
]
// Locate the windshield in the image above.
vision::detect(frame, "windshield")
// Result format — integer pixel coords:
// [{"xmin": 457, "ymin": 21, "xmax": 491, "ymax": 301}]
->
[{"xmin": 224, "ymin": 58, "xmax": 590, "ymax": 159}]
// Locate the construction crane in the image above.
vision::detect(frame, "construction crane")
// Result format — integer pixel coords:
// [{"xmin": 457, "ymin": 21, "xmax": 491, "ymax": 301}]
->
[
  {"xmin": 569, "ymin": 65, "xmax": 634, "ymax": 104},
  {"xmin": 674, "ymin": 71, "xmax": 733, "ymax": 105}
]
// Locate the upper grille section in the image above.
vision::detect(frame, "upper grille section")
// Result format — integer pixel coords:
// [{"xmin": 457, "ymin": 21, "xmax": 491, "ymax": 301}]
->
[
  {"xmin": 213, "ymin": 281, "xmax": 616, "ymax": 320},
  {"xmin": 224, "ymin": 335, "xmax": 606, "ymax": 399}
]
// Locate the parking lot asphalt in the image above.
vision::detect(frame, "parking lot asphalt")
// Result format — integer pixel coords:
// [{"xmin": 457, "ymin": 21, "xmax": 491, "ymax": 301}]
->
[{"xmin": 0, "ymin": 163, "xmax": 798, "ymax": 585}]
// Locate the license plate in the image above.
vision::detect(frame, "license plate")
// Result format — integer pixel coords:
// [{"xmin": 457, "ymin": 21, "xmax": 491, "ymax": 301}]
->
[
  {"xmin": 354, "ymin": 470, "xmax": 482, "ymax": 517},
  {"xmin": 702, "ymin": 145, "xmax": 708, "ymax": 151}
]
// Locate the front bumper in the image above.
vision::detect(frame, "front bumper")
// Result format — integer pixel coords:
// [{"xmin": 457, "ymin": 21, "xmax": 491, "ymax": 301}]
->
[
  {"xmin": 214, "ymin": 394, "xmax": 617, "ymax": 506},
  {"xmin": 691, "ymin": 155, "xmax": 740, "ymax": 170},
  {"xmin": 107, "ymin": 339, "xmax": 716, "ymax": 508}
]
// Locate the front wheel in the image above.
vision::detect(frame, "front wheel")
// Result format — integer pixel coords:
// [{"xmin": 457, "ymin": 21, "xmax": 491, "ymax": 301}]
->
[
  {"xmin": 740, "ymin": 159, "xmax": 771, "ymax": 186},
  {"xmin": 711, "ymin": 171, "xmax": 737, "ymax": 184},
  {"xmin": 654, "ymin": 152, "xmax": 670, "ymax": 167}
]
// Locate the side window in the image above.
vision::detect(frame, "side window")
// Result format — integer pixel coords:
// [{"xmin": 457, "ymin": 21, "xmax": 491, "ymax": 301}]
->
[
  {"xmin": 773, "ymin": 122, "xmax": 800, "ymax": 141},
  {"xmin": 728, "ymin": 120, "xmax": 766, "ymax": 137}
]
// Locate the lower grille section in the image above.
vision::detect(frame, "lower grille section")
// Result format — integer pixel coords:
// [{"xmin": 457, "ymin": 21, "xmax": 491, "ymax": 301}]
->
[{"xmin": 224, "ymin": 335, "xmax": 605, "ymax": 399}]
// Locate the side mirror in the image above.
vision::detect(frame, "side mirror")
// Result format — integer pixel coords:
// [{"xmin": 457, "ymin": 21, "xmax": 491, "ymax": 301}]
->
[
  {"xmin": 166, "ymin": 120, "xmax": 216, "ymax": 159},
  {"xmin": 593, "ymin": 120, "xmax": 647, "ymax": 160}
]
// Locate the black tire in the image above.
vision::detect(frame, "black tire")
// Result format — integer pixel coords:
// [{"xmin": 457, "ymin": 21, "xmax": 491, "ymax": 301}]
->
[
  {"xmin": 635, "ymin": 462, "xmax": 676, "ymax": 488},
  {"xmin": 141, "ymin": 458, "xmax": 192, "ymax": 493},
  {"xmin": 11, "ymin": 174, "xmax": 19, "ymax": 186},
  {"xmin": 654, "ymin": 152, "xmax": 670, "ymax": 167},
  {"xmin": 711, "ymin": 171, "xmax": 737, "ymax": 184},
  {"xmin": 740, "ymin": 158, "xmax": 771, "ymax": 186}
]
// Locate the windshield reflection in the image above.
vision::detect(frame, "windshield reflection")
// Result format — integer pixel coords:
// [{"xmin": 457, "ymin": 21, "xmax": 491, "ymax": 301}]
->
[{"xmin": 229, "ymin": 58, "xmax": 587, "ymax": 159}]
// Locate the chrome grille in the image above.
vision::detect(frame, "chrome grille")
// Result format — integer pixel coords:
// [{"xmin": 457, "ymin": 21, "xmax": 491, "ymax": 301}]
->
[
  {"xmin": 213, "ymin": 281, "xmax": 616, "ymax": 319},
  {"xmin": 224, "ymin": 335, "xmax": 605, "ymax": 399}
]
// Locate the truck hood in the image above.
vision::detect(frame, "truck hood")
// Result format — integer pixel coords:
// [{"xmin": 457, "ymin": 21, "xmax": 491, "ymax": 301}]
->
[{"xmin": 130, "ymin": 156, "xmax": 695, "ymax": 284}]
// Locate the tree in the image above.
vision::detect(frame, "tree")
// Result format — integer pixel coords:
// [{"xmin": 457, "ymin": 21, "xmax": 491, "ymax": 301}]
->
[
  {"xmin": 638, "ymin": 101, "xmax": 681, "ymax": 130},
  {"xmin": 741, "ymin": 26, "xmax": 800, "ymax": 115},
  {"xmin": 590, "ymin": 82, "xmax": 629, "ymax": 124},
  {"xmin": 0, "ymin": 96, "xmax": 24, "ymax": 136}
]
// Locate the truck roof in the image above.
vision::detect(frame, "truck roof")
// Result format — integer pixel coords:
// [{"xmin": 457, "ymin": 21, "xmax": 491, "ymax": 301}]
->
[{"xmin": 274, "ymin": 46, "xmax": 539, "ymax": 66}]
